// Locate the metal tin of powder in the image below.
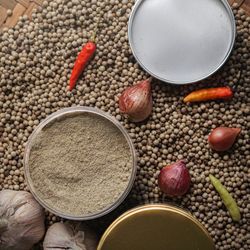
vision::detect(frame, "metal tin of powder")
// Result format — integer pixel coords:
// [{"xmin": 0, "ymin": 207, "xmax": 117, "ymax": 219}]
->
[
  {"xmin": 98, "ymin": 204, "xmax": 215, "ymax": 250},
  {"xmin": 24, "ymin": 107, "xmax": 137, "ymax": 220},
  {"xmin": 128, "ymin": 0, "xmax": 236, "ymax": 84}
]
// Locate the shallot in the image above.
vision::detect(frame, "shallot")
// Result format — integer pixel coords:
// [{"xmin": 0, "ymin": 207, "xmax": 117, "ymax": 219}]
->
[
  {"xmin": 158, "ymin": 160, "xmax": 191, "ymax": 197},
  {"xmin": 208, "ymin": 127, "xmax": 241, "ymax": 151},
  {"xmin": 119, "ymin": 77, "xmax": 153, "ymax": 122}
]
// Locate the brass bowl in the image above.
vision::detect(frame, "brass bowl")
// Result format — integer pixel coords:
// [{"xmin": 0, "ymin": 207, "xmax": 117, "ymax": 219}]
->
[{"xmin": 98, "ymin": 204, "xmax": 215, "ymax": 250}]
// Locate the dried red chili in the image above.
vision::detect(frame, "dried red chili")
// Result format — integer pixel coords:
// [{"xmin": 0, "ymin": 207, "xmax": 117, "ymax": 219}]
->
[
  {"xmin": 68, "ymin": 19, "xmax": 99, "ymax": 91},
  {"xmin": 183, "ymin": 87, "xmax": 233, "ymax": 103}
]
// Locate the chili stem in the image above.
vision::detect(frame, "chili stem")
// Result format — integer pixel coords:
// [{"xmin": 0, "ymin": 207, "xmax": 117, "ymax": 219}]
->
[{"xmin": 90, "ymin": 16, "xmax": 101, "ymax": 42}]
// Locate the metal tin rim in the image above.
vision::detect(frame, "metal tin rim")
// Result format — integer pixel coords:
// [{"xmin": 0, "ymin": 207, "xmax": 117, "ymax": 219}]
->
[
  {"xmin": 128, "ymin": 0, "xmax": 236, "ymax": 85},
  {"xmin": 97, "ymin": 204, "xmax": 215, "ymax": 249},
  {"xmin": 24, "ymin": 106, "xmax": 137, "ymax": 221}
]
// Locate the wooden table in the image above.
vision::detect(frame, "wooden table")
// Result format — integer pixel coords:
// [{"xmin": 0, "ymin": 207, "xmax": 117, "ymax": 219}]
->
[
  {"xmin": 0, "ymin": 0, "xmax": 250, "ymax": 31},
  {"xmin": 228, "ymin": 0, "xmax": 250, "ymax": 13},
  {"xmin": 0, "ymin": 0, "xmax": 43, "ymax": 30}
]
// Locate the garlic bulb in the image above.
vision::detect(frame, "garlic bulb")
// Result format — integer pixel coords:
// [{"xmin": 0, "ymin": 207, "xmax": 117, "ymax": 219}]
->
[
  {"xmin": 0, "ymin": 190, "xmax": 45, "ymax": 250},
  {"xmin": 43, "ymin": 222, "xmax": 98, "ymax": 250}
]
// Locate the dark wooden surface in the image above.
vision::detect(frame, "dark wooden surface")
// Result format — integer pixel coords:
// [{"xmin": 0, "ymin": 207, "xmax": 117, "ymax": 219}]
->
[{"xmin": 0, "ymin": 0, "xmax": 42, "ymax": 30}]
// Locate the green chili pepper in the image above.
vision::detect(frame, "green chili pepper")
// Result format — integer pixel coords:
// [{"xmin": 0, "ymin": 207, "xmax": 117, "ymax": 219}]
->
[{"xmin": 209, "ymin": 174, "xmax": 241, "ymax": 222}]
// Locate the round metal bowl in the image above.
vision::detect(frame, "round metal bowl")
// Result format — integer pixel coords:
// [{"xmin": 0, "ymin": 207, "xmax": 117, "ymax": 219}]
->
[
  {"xmin": 128, "ymin": 0, "xmax": 236, "ymax": 84},
  {"xmin": 98, "ymin": 204, "xmax": 215, "ymax": 250},
  {"xmin": 24, "ymin": 107, "xmax": 137, "ymax": 220}
]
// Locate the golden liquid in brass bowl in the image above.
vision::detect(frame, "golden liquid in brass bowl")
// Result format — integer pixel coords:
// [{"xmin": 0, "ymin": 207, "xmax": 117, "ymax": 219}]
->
[{"xmin": 98, "ymin": 204, "xmax": 215, "ymax": 250}]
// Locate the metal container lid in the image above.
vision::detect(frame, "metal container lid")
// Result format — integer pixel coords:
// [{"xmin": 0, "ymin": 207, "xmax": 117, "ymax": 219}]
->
[
  {"xmin": 98, "ymin": 204, "xmax": 215, "ymax": 250},
  {"xmin": 128, "ymin": 0, "xmax": 235, "ymax": 84}
]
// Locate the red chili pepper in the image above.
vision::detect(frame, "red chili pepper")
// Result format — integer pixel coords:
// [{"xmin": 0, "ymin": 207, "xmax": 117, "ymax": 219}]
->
[
  {"xmin": 183, "ymin": 87, "xmax": 233, "ymax": 103},
  {"xmin": 68, "ymin": 19, "xmax": 99, "ymax": 91},
  {"xmin": 69, "ymin": 42, "xmax": 96, "ymax": 91}
]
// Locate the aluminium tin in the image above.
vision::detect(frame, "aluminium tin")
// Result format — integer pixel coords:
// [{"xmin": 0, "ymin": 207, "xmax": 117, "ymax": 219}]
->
[
  {"xmin": 98, "ymin": 204, "xmax": 215, "ymax": 250},
  {"xmin": 128, "ymin": 0, "xmax": 236, "ymax": 84}
]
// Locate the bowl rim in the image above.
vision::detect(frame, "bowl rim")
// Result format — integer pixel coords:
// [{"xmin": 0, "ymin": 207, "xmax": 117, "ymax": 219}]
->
[
  {"xmin": 128, "ymin": 0, "xmax": 236, "ymax": 85},
  {"xmin": 24, "ymin": 106, "xmax": 137, "ymax": 220}
]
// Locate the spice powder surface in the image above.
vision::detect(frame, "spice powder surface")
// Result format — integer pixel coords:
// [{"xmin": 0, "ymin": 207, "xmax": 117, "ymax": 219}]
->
[{"xmin": 29, "ymin": 112, "xmax": 133, "ymax": 216}]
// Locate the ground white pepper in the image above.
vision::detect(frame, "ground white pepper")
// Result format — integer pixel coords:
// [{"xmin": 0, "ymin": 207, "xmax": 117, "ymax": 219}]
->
[
  {"xmin": 0, "ymin": 0, "xmax": 249, "ymax": 249},
  {"xmin": 29, "ymin": 112, "xmax": 133, "ymax": 216}
]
